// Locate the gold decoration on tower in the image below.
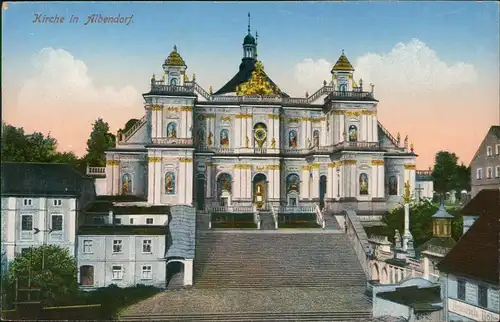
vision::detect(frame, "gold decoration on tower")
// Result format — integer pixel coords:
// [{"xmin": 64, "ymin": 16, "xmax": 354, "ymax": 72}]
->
[
  {"xmin": 165, "ymin": 45, "xmax": 186, "ymax": 66},
  {"xmin": 403, "ymin": 180, "xmax": 411, "ymax": 203},
  {"xmin": 271, "ymin": 138, "xmax": 276, "ymax": 149},
  {"xmin": 245, "ymin": 136, "xmax": 249, "ymax": 148},
  {"xmin": 236, "ymin": 61, "xmax": 281, "ymax": 96},
  {"xmin": 209, "ymin": 86, "xmax": 213, "ymax": 95},
  {"xmin": 331, "ymin": 50, "xmax": 355, "ymax": 72},
  {"xmin": 151, "ymin": 73, "xmax": 156, "ymax": 81},
  {"xmin": 207, "ymin": 132, "xmax": 213, "ymax": 146}
]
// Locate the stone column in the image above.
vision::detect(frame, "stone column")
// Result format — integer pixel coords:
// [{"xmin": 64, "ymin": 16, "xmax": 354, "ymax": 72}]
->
[
  {"xmin": 371, "ymin": 162, "xmax": 378, "ymax": 197},
  {"xmin": 233, "ymin": 165, "xmax": 241, "ymax": 199},
  {"xmin": 246, "ymin": 166, "xmax": 252, "ymax": 200},
  {"xmin": 300, "ymin": 120, "xmax": 307, "ymax": 149},
  {"xmin": 327, "ymin": 164, "xmax": 334, "ymax": 199},
  {"xmin": 378, "ymin": 163, "xmax": 385, "ymax": 198},
  {"xmin": 235, "ymin": 117, "xmax": 242, "ymax": 148},
  {"xmin": 372, "ymin": 115, "xmax": 378, "ymax": 142},
  {"xmin": 147, "ymin": 157, "xmax": 155, "ymax": 204},
  {"xmin": 300, "ymin": 165, "xmax": 310, "ymax": 200},
  {"xmin": 339, "ymin": 114, "xmax": 345, "ymax": 142},
  {"xmin": 247, "ymin": 117, "xmax": 252, "ymax": 148},
  {"xmin": 183, "ymin": 259, "xmax": 193, "ymax": 286},
  {"xmin": 112, "ymin": 159, "xmax": 120, "ymax": 195},
  {"xmin": 184, "ymin": 158, "xmax": 193, "ymax": 205},
  {"xmin": 311, "ymin": 164, "xmax": 320, "ymax": 199},
  {"xmin": 154, "ymin": 157, "xmax": 162, "ymax": 204},
  {"xmin": 273, "ymin": 166, "xmax": 280, "ymax": 200}
]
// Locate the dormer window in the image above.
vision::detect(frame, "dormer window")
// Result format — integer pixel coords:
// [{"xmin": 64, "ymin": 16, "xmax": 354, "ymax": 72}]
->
[
  {"xmin": 23, "ymin": 199, "xmax": 32, "ymax": 206},
  {"xmin": 53, "ymin": 199, "xmax": 62, "ymax": 206}
]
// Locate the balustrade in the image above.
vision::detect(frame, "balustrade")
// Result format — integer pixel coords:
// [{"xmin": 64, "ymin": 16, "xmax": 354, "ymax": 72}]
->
[
  {"xmin": 86, "ymin": 166, "xmax": 106, "ymax": 175},
  {"xmin": 152, "ymin": 137, "xmax": 193, "ymax": 145},
  {"xmin": 149, "ymin": 84, "xmax": 195, "ymax": 94}
]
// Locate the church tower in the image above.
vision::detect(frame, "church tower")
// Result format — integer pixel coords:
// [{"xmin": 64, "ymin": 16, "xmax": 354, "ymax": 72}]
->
[
  {"xmin": 331, "ymin": 50, "xmax": 355, "ymax": 92},
  {"xmin": 242, "ymin": 13, "xmax": 258, "ymax": 60},
  {"xmin": 162, "ymin": 45, "xmax": 188, "ymax": 86}
]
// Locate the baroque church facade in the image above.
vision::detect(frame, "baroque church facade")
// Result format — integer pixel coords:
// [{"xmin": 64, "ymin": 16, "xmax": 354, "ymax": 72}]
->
[{"xmin": 103, "ymin": 21, "xmax": 417, "ymax": 217}]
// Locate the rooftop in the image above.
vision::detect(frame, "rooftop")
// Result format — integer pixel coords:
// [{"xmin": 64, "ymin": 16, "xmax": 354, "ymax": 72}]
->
[
  {"xmin": 460, "ymin": 189, "xmax": 499, "ymax": 217},
  {"xmin": 78, "ymin": 225, "xmax": 167, "ymax": 235},
  {"xmin": 376, "ymin": 285, "xmax": 441, "ymax": 312},
  {"xmin": 1, "ymin": 162, "xmax": 92, "ymax": 197}
]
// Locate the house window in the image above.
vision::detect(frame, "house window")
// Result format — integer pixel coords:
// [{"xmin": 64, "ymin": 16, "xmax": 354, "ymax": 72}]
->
[
  {"xmin": 146, "ymin": 218, "xmax": 154, "ymax": 225},
  {"xmin": 21, "ymin": 215, "xmax": 33, "ymax": 231},
  {"xmin": 496, "ymin": 144, "xmax": 500, "ymax": 155},
  {"xmin": 80, "ymin": 265, "xmax": 94, "ymax": 286},
  {"xmin": 83, "ymin": 240, "xmax": 93, "ymax": 253},
  {"xmin": 129, "ymin": 218, "xmax": 134, "ymax": 224},
  {"xmin": 23, "ymin": 199, "xmax": 32, "ymax": 206},
  {"xmin": 112, "ymin": 265, "xmax": 123, "ymax": 280},
  {"xmin": 496, "ymin": 166, "xmax": 500, "ymax": 178},
  {"xmin": 478, "ymin": 285, "xmax": 488, "ymax": 308},
  {"xmin": 142, "ymin": 240, "xmax": 152, "ymax": 253},
  {"xmin": 53, "ymin": 199, "xmax": 62, "ymax": 206},
  {"xmin": 141, "ymin": 265, "xmax": 152, "ymax": 280},
  {"xmin": 476, "ymin": 168, "xmax": 483, "ymax": 180},
  {"xmin": 486, "ymin": 146, "xmax": 492, "ymax": 156},
  {"xmin": 487, "ymin": 167, "xmax": 493, "ymax": 179},
  {"xmin": 113, "ymin": 240, "xmax": 123, "ymax": 253},
  {"xmin": 51, "ymin": 215, "xmax": 63, "ymax": 231},
  {"xmin": 457, "ymin": 279, "xmax": 466, "ymax": 300},
  {"xmin": 114, "ymin": 218, "xmax": 122, "ymax": 225}
]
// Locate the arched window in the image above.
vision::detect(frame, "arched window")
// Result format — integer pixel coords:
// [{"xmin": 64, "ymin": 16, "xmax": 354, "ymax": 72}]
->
[
  {"xmin": 313, "ymin": 130, "xmax": 320, "ymax": 147},
  {"xmin": 166, "ymin": 122, "xmax": 177, "ymax": 138},
  {"xmin": 339, "ymin": 83, "xmax": 347, "ymax": 92},
  {"xmin": 348, "ymin": 125, "xmax": 358, "ymax": 142},
  {"xmin": 220, "ymin": 129, "xmax": 229, "ymax": 147},
  {"xmin": 170, "ymin": 78, "xmax": 178, "ymax": 85},
  {"xmin": 388, "ymin": 176, "xmax": 398, "ymax": 195},
  {"xmin": 165, "ymin": 172, "xmax": 176, "ymax": 194},
  {"xmin": 122, "ymin": 173, "xmax": 132, "ymax": 195},
  {"xmin": 288, "ymin": 130, "xmax": 298, "ymax": 148},
  {"xmin": 359, "ymin": 173, "xmax": 369, "ymax": 195}
]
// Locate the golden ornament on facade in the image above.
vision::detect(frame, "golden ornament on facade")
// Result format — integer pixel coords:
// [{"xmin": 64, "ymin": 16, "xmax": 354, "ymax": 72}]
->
[
  {"xmin": 147, "ymin": 157, "xmax": 161, "ymax": 163},
  {"xmin": 371, "ymin": 160, "xmax": 385, "ymax": 166},
  {"xmin": 179, "ymin": 157, "xmax": 192, "ymax": 163},
  {"xmin": 165, "ymin": 45, "xmax": 186, "ymax": 66},
  {"xmin": 236, "ymin": 61, "xmax": 281, "ymax": 97},
  {"xmin": 152, "ymin": 104, "xmax": 163, "ymax": 111},
  {"xmin": 403, "ymin": 180, "xmax": 411, "ymax": 203},
  {"xmin": 343, "ymin": 160, "xmax": 357, "ymax": 165},
  {"xmin": 245, "ymin": 136, "xmax": 249, "ymax": 148},
  {"xmin": 220, "ymin": 116, "xmax": 232, "ymax": 121},
  {"xmin": 236, "ymin": 114, "xmax": 252, "ymax": 119},
  {"xmin": 106, "ymin": 160, "xmax": 120, "ymax": 166},
  {"xmin": 209, "ymin": 86, "xmax": 213, "ymax": 94},
  {"xmin": 271, "ymin": 138, "xmax": 276, "ymax": 149},
  {"xmin": 404, "ymin": 164, "xmax": 417, "ymax": 170},
  {"xmin": 234, "ymin": 164, "xmax": 252, "ymax": 170},
  {"xmin": 181, "ymin": 106, "xmax": 193, "ymax": 112}
]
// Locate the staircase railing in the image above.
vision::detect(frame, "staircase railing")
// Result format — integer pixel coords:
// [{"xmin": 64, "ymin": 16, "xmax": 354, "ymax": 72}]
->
[
  {"xmin": 122, "ymin": 115, "xmax": 146, "ymax": 142},
  {"xmin": 193, "ymin": 82, "xmax": 211, "ymax": 100},
  {"xmin": 270, "ymin": 204, "xmax": 278, "ymax": 230},
  {"xmin": 253, "ymin": 204, "xmax": 261, "ymax": 230},
  {"xmin": 306, "ymin": 85, "xmax": 335, "ymax": 103},
  {"xmin": 315, "ymin": 204, "xmax": 326, "ymax": 229},
  {"xmin": 377, "ymin": 121, "xmax": 399, "ymax": 148},
  {"xmin": 344, "ymin": 210, "xmax": 370, "ymax": 278}
]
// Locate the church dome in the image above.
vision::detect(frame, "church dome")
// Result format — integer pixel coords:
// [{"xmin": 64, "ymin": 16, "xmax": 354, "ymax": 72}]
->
[
  {"xmin": 243, "ymin": 34, "xmax": 256, "ymax": 45},
  {"xmin": 165, "ymin": 45, "xmax": 186, "ymax": 67}
]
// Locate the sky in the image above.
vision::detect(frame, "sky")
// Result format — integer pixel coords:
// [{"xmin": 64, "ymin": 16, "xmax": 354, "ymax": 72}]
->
[{"xmin": 2, "ymin": 1, "xmax": 499, "ymax": 168}]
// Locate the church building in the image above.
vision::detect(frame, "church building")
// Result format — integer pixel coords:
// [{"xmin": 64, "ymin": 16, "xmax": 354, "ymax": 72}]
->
[{"xmin": 102, "ymin": 16, "xmax": 417, "ymax": 219}]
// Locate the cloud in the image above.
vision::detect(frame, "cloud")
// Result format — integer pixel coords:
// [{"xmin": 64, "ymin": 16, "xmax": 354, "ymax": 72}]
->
[
  {"xmin": 14, "ymin": 47, "xmax": 141, "ymax": 155},
  {"xmin": 292, "ymin": 38, "xmax": 478, "ymax": 95}
]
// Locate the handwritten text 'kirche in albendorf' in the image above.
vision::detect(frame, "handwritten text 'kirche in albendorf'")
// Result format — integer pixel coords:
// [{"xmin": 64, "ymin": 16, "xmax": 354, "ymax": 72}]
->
[{"xmin": 32, "ymin": 13, "xmax": 134, "ymax": 25}]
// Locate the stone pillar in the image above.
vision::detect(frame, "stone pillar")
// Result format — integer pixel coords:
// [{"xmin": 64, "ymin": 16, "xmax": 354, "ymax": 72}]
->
[
  {"xmin": 339, "ymin": 114, "xmax": 345, "ymax": 142},
  {"xmin": 300, "ymin": 165, "xmax": 310, "ymax": 200},
  {"xmin": 147, "ymin": 157, "xmax": 155, "ymax": 204},
  {"xmin": 112, "ymin": 159, "xmax": 120, "ymax": 195},
  {"xmin": 206, "ymin": 163, "xmax": 212, "ymax": 199},
  {"xmin": 183, "ymin": 259, "xmax": 193, "ymax": 286},
  {"xmin": 378, "ymin": 163, "xmax": 385, "ymax": 198},
  {"xmin": 361, "ymin": 114, "xmax": 368, "ymax": 141},
  {"xmin": 273, "ymin": 166, "xmax": 280, "ymax": 200},
  {"xmin": 105, "ymin": 159, "xmax": 114, "ymax": 195},
  {"xmin": 423, "ymin": 255, "xmax": 429, "ymax": 280},
  {"xmin": 339, "ymin": 164, "xmax": 344, "ymax": 198},
  {"xmin": 246, "ymin": 117, "xmax": 252, "ymax": 148},
  {"xmin": 154, "ymin": 157, "xmax": 162, "ymax": 204},
  {"xmin": 351, "ymin": 162, "xmax": 357, "ymax": 197},
  {"xmin": 311, "ymin": 164, "xmax": 320, "ymax": 199},
  {"xmin": 327, "ymin": 164, "xmax": 334, "ymax": 199},
  {"xmin": 372, "ymin": 116, "xmax": 378, "ymax": 142},
  {"xmin": 233, "ymin": 166, "xmax": 241, "ymax": 199},
  {"xmin": 300, "ymin": 120, "xmax": 307, "ymax": 149},
  {"xmin": 184, "ymin": 158, "xmax": 193, "ymax": 205},
  {"xmin": 151, "ymin": 108, "xmax": 158, "ymax": 138},
  {"xmin": 246, "ymin": 166, "xmax": 252, "ymax": 199},
  {"xmin": 235, "ymin": 117, "xmax": 242, "ymax": 148}
]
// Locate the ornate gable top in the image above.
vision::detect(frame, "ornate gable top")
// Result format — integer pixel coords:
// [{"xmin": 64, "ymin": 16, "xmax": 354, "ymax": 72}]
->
[
  {"xmin": 236, "ymin": 60, "xmax": 281, "ymax": 96},
  {"xmin": 165, "ymin": 45, "xmax": 186, "ymax": 67},
  {"xmin": 331, "ymin": 50, "xmax": 354, "ymax": 72}
]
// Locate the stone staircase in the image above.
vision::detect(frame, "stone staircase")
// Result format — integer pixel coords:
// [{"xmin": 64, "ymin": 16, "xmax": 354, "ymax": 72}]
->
[
  {"xmin": 322, "ymin": 211, "xmax": 342, "ymax": 230},
  {"xmin": 194, "ymin": 231, "xmax": 367, "ymax": 289},
  {"xmin": 259, "ymin": 212, "xmax": 275, "ymax": 230},
  {"xmin": 119, "ymin": 229, "xmax": 372, "ymax": 320}
]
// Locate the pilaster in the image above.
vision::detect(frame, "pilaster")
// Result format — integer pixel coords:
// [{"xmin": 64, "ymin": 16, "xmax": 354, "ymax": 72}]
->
[
  {"xmin": 154, "ymin": 156, "xmax": 162, "ymax": 204},
  {"xmin": 372, "ymin": 115, "xmax": 378, "ymax": 142},
  {"xmin": 206, "ymin": 163, "xmax": 212, "ymax": 198},
  {"xmin": 235, "ymin": 117, "xmax": 242, "ymax": 148},
  {"xmin": 311, "ymin": 164, "xmax": 320, "ymax": 199},
  {"xmin": 327, "ymin": 164, "xmax": 334, "ymax": 198},
  {"xmin": 273, "ymin": 167, "xmax": 280, "ymax": 199},
  {"xmin": 112, "ymin": 159, "xmax": 120, "ymax": 195},
  {"xmin": 378, "ymin": 164, "xmax": 385, "ymax": 198},
  {"xmin": 147, "ymin": 156, "xmax": 156, "ymax": 203},
  {"xmin": 246, "ymin": 117, "xmax": 252, "ymax": 148},
  {"xmin": 300, "ymin": 165, "xmax": 310, "ymax": 200}
]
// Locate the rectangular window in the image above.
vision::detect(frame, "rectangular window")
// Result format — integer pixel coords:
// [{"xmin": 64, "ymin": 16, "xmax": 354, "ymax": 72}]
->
[
  {"xmin": 496, "ymin": 166, "xmax": 500, "ymax": 178},
  {"xmin": 129, "ymin": 218, "xmax": 134, "ymax": 224},
  {"xmin": 113, "ymin": 240, "xmax": 123, "ymax": 253},
  {"xmin": 496, "ymin": 144, "xmax": 500, "ymax": 155},
  {"xmin": 486, "ymin": 146, "xmax": 492, "ymax": 156},
  {"xmin": 23, "ymin": 199, "xmax": 32, "ymax": 206},
  {"xmin": 114, "ymin": 218, "xmax": 122, "ymax": 225},
  {"xmin": 457, "ymin": 279, "xmax": 466, "ymax": 300},
  {"xmin": 53, "ymin": 199, "xmax": 62, "ymax": 206},
  {"xmin": 142, "ymin": 240, "xmax": 152, "ymax": 253},
  {"xmin": 478, "ymin": 285, "xmax": 488, "ymax": 308},
  {"xmin": 141, "ymin": 265, "xmax": 152, "ymax": 280},
  {"xmin": 83, "ymin": 240, "xmax": 93, "ymax": 253},
  {"xmin": 112, "ymin": 266, "xmax": 123, "ymax": 280},
  {"xmin": 146, "ymin": 218, "xmax": 154, "ymax": 225},
  {"xmin": 476, "ymin": 168, "xmax": 483, "ymax": 180},
  {"xmin": 51, "ymin": 215, "xmax": 63, "ymax": 231},
  {"xmin": 487, "ymin": 167, "xmax": 493, "ymax": 179},
  {"xmin": 21, "ymin": 215, "xmax": 33, "ymax": 231}
]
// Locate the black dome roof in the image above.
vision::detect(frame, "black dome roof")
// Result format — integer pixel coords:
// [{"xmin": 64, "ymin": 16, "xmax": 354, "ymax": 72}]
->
[{"xmin": 243, "ymin": 34, "xmax": 256, "ymax": 45}]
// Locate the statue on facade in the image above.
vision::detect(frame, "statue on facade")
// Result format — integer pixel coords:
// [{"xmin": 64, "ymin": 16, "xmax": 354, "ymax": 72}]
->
[
  {"xmin": 404, "ymin": 135, "xmax": 408, "ymax": 149},
  {"xmin": 245, "ymin": 136, "xmax": 249, "ymax": 148},
  {"xmin": 209, "ymin": 86, "xmax": 213, "ymax": 95},
  {"xmin": 404, "ymin": 180, "xmax": 411, "ymax": 203},
  {"xmin": 207, "ymin": 132, "xmax": 213, "ymax": 146},
  {"xmin": 307, "ymin": 138, "xmax": 311, "ymax": 148},
  {"xmin": 394, "ymin": 229, "xmax": 402, "ymax": 248},
  {"xmin": 271, "ymin": 138, "xmax": 276, "ymax": 149},
  {"xmin": 410, "ymin": 143, "xmax": 414, "ymax": 153},
  {"xmin": 396, "ymin": 132, "xmax": 401, "ymax": 146},
  {"xmin": 343, "ymin": 131, "xmax": 347, "ymax": 142}
]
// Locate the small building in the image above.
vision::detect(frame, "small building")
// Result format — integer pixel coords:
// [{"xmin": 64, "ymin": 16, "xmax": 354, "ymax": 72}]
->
[
  {"xmin": 1, "ymin": 162, "xmax": 96, "ymax": 263},
  {"xmin": 460, "ymin": 189, "xmax": 499, "ymax": 235},
  {"xmin": 437, "ymin": 196, "xmax": 499, "ymax": 322},
  {"xmin": 470, "ymin": 125, "xmax": 500, "ymax": 198},
  {"xmin": 415, "ymin": 169, "xmax": 434, "ymax": 202}
]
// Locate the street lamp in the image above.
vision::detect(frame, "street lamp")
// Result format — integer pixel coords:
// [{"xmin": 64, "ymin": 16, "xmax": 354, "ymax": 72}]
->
[{"xmin": 33, "ymin": 228, "xmax": 53, "ymax": 270}]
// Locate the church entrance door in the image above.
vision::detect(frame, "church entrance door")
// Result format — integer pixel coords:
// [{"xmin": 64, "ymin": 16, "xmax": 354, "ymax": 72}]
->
[
  {"xmin": 196, "ymin": 175, "xmax": 205, "ymax": 211},
  {"xmin": 253, "ymin": 173, "xmax": 267, "ymax": 209},
  {"xmin": 319, "ymin": 175, "xmax": 327, "ymax": 209}
]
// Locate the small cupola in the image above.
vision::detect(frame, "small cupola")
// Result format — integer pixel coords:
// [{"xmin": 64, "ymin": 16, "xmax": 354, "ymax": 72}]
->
[
  {"xmin": 331, "ymin": 50, "xmax": 355, "ymax": 91},
  {"xmin": 432, "ymin": 203, "xmax": 454, "ymax": 237},
  {"xmin": 162, "ymin": 45, "xmax": 188, "ymax": 86},
  {"xmin": 242, "ymin": 12, "xmax": 258, "ymax": 60}
]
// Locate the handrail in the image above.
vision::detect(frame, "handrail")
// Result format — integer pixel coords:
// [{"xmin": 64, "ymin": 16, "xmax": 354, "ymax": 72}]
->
[
  {"xmin": 315, "ymin": 204, "xmax": 326, "ymax": 229},
  {"xmin": 253, "ymin": 204, "xmax": 261, "ymax": 229},
  {"xmin": 270, "ymin": 203, "xmax": 278, "ymax": 230},
  {"xmin": 123, "ymin": 115, "xmax": 146, "ymax": 142},
  {"xmin": 377, "ymin": 121, "xmax": 399, "ymax": 148},
  {"xmin": 193, "ymin": 82, "xmax": 211, "ymax": 100},
  {"xmin": 344, "ymin": 210, "xmax": 370, "ymax": 278},
  {"xmin": 278, "ymin": 206, "xmax": 315, "ymax": 213}
]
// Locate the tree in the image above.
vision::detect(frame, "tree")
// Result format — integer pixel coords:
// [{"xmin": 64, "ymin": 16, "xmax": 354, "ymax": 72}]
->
[
  {"xmin": 432, "ymin": 151, "xmax": 459, "ymax": 200},
  {"xmin": 121, "ymin": 119, "xmax": 140, "ymax": 133},
  {"xmin": 1, "ymin": 123, "xmax": 58, "ymax": 163},
  {"xmin": 8, "ymin": 245, "xmax": 78, "ymax": 306},
  {"xmin": 365, "ymin": 200, "xmax": 463, "ymax": 247},
  {"xmin": 455, "ymin": 163, "xmax": 471, "ymax": 195},
  {"xmin": 83, "ymin": 118, "xmax": 116, "ymax": 167}
]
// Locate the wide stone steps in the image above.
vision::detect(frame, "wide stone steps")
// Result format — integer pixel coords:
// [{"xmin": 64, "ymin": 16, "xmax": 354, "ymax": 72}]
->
[{"xmin": 121, "ymin": 311, "xmax": 373, "ymax": 321}]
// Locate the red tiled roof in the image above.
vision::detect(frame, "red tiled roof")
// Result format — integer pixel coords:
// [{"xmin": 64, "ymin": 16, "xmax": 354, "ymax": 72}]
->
[
  {"xmin": 461, "ymin": 189, "xmax": 500, "ymax": 216},
  {"xmin": 437, "ymin": 205, "xmax": 499, "ymax": 285}
]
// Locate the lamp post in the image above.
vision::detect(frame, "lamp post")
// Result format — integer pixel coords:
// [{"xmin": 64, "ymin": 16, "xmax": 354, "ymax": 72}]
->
[{"xmin": 33, "ymin": 228, "xmax": 53, "ymax": 271}]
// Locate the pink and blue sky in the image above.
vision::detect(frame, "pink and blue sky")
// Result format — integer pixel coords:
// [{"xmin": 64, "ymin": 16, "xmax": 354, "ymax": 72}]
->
[{"xmin": 2, "ymin": 1, "xmax": 499, "ymax": 168}]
